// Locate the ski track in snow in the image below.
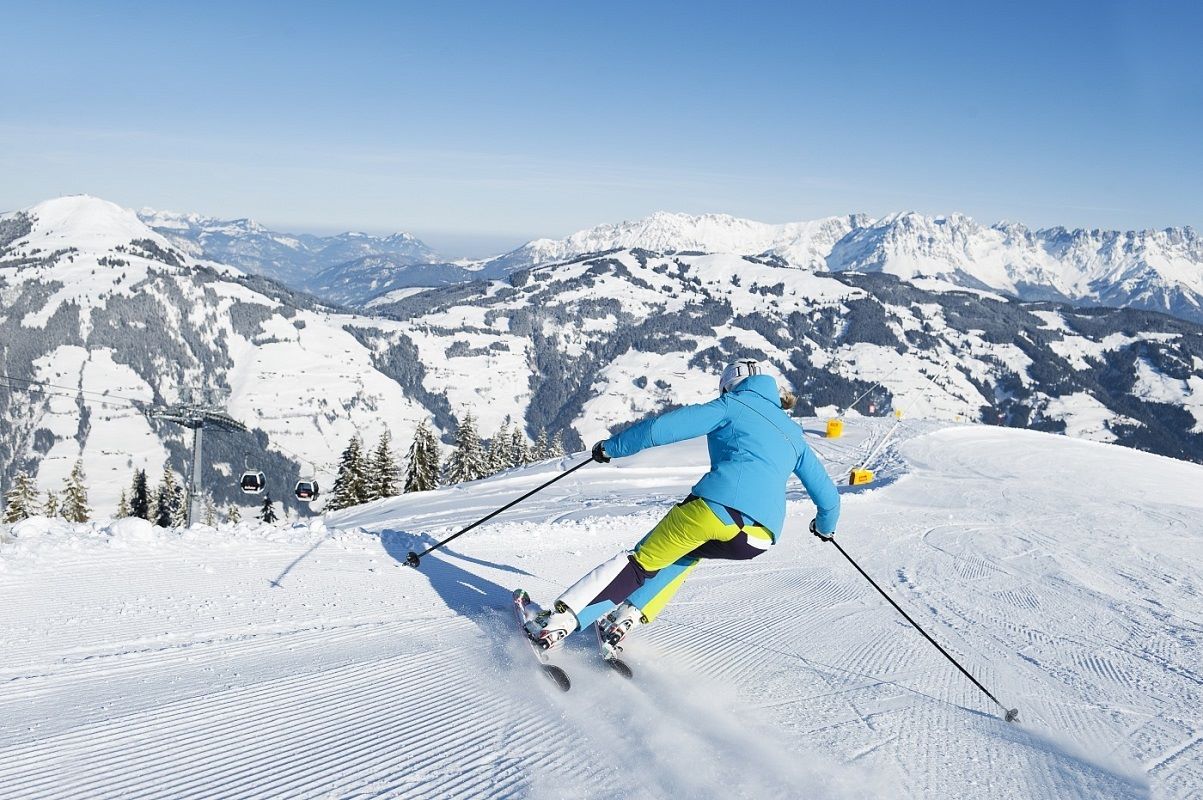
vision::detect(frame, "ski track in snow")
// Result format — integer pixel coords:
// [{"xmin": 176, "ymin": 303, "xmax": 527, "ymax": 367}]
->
[{"xmin": 2, "ymin": 419, "xmax": 1200, "ymax": 798}]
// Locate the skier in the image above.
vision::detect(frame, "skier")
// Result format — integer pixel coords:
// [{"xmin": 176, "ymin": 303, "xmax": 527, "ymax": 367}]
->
[{"xmin": 527, "ymin": 359, "xmax": 841, "ymax": 655}]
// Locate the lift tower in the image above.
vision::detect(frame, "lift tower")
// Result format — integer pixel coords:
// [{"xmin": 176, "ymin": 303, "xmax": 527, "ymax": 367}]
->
[{"xmin": 153, "ymin": 405, "xmax": 248, "ymax": 527}]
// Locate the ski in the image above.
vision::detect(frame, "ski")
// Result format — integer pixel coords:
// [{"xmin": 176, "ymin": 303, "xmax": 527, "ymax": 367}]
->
[
  {"xmin": 512, "ymin": 589, "xmax": 571, "ymax": 692},
  {"xmin": 594, "ymin": 618, "xmax": 634, "ymax": 680}
]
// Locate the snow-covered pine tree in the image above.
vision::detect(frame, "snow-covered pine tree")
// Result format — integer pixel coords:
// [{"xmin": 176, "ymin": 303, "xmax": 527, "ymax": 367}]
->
[
  {"xmin": 509, "ymin": 425, "xmax": 531, "ymax": 467},
  {"xmin": 532, "ymin": 430, "xmax": 551, "ymax": 461},
  {"xmin": 403, "ymin": 420, "xmax": 440, "ymax": 493},
  {"xmin": 115, "ymin": 486, "xmax": 131, "ymax": 517},
  {"xmin": 203, "ymin": 495, "xmax": 217, "ymax": 527},
  {"xmin": 130, "ymin": 469, "xmax": 151, "ymax": 520},
  {"xmin": 367, "ymin": 431, "xmax": 401, "ymax": 501},
  {"xmin": 487, "ymin": 418, "xmax": 512, "ymax": 475},
  {"xmin": 226, "ymin": 503, "xmax": 242, "ymax": 524},
  {"xmin": 154, "ymin": 468, "xmax": 179, "ymax": 528},
  {"xmin": 60, "ymin": 460, "xmax": 90, "ymax": 523},
  {"xmin": 44, "ymin": 491, "xmax": 60, "ymax": 518},
  {"xmin": 549, "ymin": 430, "xmax": 566, "ymax": 459},
  {"xmin": 260, "ymin": 493, "xmax": 279, "ymax": 523},
  {"xmin": 421, "ymin": 422, "xmax": 442, "ymax": 485},
  {"xmin": 2, "ymin": 471, "xmax": 39, "ymax": 523},
  {"xmin": 445, "ymin": 411, "xmax": 487, "ymax": 484},
  {"xmin": 328, "ymin": 435, "xmax": 368, "ymax": 511},
  {"xmin": 170, "ymin": 483, "xmax": 188, "ymax": 528}
]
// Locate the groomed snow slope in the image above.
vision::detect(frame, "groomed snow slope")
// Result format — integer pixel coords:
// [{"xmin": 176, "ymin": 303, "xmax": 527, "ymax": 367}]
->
[{"xmin": 2, "ymin": 419, "xmax": 1201, "ymax": 799}]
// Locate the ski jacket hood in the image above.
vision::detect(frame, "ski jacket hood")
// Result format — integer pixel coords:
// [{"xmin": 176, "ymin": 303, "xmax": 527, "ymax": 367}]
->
[{"xmin": 603, "ymin": 374, "xmax": 840, "ymax": 539}]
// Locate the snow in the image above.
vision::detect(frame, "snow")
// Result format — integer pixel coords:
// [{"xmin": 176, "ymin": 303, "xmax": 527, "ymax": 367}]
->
[
  {"xmin": 363, "ymin": 286, "xmax": 434, "ymax": 307},
  {"xmin": 3, "ymin": 419, "xmax": 1201, "ymax": 797},
  {"xmin": 1133, "ymin": 357, "xmax": 1203, "ymax": 432},
  {"xmin": 1038, "ymin": 392, "xmax": 1138, "ymax": 442}
]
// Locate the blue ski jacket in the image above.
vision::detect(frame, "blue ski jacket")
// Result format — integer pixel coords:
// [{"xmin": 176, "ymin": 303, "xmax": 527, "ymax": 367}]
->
[{"xmin": 603, "ymin": 374, "xmax": 840, "ymax": 540}]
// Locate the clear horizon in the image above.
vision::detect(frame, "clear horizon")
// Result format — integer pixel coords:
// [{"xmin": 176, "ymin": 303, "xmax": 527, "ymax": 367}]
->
[{"xmin": 2, "ymin": 1, "xmax": 1200, "ymax": 258}]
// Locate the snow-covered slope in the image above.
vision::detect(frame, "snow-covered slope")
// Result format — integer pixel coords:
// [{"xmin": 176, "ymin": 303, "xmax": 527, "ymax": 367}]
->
[
  {"xmin": 485, "ymin": 211, "xmax": 1203, "ymax": 323},
  {"xmin": 3, "ymin": 421, "xmax": 1200, "ymax": 798}
]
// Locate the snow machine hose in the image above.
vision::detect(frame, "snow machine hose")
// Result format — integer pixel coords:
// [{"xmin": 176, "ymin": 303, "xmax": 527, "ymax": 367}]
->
[
  {"xmin": 824, "ymin": 537, "xmax": 1020, "ymax": 724},
  {"xmin": 406, "ymin": 457, "xmax": 595, "ymax": 569}
]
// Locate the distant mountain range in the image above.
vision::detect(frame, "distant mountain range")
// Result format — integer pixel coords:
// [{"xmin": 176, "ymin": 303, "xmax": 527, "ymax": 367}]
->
[
  {"xmin": 3, "ymin": 195, "xmax": 1201, "ymax": 516},
  {"xmin": 138, "ymin": 208, "xmax": 470, "ymax": 307},
  {"xmin": 140, "ymin": 207, "xmax": 1203, "ymax": 324},
  {"xmin": 486, "ymin": 211, "xmax": 1203, "ymax": 324}
]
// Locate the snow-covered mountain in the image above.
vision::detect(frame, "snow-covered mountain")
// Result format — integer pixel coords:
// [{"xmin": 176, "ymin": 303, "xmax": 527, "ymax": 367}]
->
[
  {"xmin": 139, "ymin": 207, "xmax": 446, "ymax": 299},
  {"xmin": 486, "ymin": 211, "xmax": 869, "ymax": 273},
  {"xmin": 4, "ymin": 196, "xmax": 1202, "ymax": 519},
  {"xmin": 374, "ymin": 248, "xmax": 1203, "ymax": 463},
  {"xmin": 485, "ymin": 211, "xmax": 1203, "ymax": 323},
  {"xmin": 1, "ymin": 196, "xmax": 442, "ymax": 515},
  {"xmin": 140, "ymin": 205, "xmax": 1203, "ymax": 322},
  {"xmin": 308, "ymin": 254, "xmax": 481, "ymax": 307}
]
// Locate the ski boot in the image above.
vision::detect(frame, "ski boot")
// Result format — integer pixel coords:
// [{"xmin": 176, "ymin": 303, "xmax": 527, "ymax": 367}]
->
[
  {"xmin": 526, "ymin": 602, "xmax": 578, "ymax": 651},
  {"xmin": 597, "ymin": 602, "xmax": 644, "ymax": 658}
]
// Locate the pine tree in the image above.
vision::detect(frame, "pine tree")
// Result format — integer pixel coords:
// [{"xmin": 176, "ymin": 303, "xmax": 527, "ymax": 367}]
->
[
  {"xmin": 259, "ymin": 493, "xmax": 278, "ymax": 523},
  {"xmin": 116, "ymin": 489, "xmax": 130, "ymax": 518},
  {"xmin": 44, "ymin": 491, "xmax": 60, "ymax": 518},
  {"xmin": 487, "ymin": 419, "xmax": 512, "ymax": 475},
  {"xmin": 549, "ymin": 430, "xmax": 566, "ymax": 459},
  {"xmin": 509, "ymin": 425, "xmax": 531, "ymax": 467},
  {"xmin": 367, "ymin": 431, "xmax": 401, "ymax": 501},
  {"xmin": 60, "ymin": 460, "xmax": 90, "ymax": 523},
  {"xmin": 170, "ymin": 483, "xmax": 188, "ymax": 528},
  {"xmin": 403, "ymin": 420, "xmax": 440, "ymax": 493},
  {"xmin": 328, "ymin": 435, "xmax": 369, "ymax": 511},
  {"xmin": 203, "ymin": 495, "xmax": 217, "ymax": 527},
  {"xmin": 3, "ymin": 471, "xmax": 39, "ymax": 523},
  {"xmin": 445, "ymin": 411, "xmax": 487, "ymax": 484},
  {"xmin": 533, "ymin": 429, "xmax": 551, "ymax": 461},
  {"xmin": 130, "ymin": 469, "xmax": 151, "ymax": 520},
  {"xmin": 226, "ymin": 503, "xmax": 242, "ymax": 524},
  {"xmin": 154, "ymin": 467, "xmax": 180, "ymax": 528}
]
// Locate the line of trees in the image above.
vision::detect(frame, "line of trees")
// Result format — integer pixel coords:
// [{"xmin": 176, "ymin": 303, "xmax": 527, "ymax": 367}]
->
[
  {"xmin": 3, "ymin": 460, "xmax": 91, "ymax": 524},
  {"xmin": 114, "ymin": 467, "xmax": 245, "ymax": 527},
  {"xmin": 3, "ymin": 414, "xmax": 570, "ymax": 524},
  {"xmin": 325, "ymin": 413, "xmax": 566, "ymax": 512}
]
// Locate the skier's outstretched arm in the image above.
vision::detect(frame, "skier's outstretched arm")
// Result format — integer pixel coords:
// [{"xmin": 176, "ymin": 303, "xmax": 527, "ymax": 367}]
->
[
  {"xmin": 794, "ymin": 446, "xmax": 840, "ymax": 534},
  {"xmin": 603, "ymin": 398, "xmax": 727, "ymax": 458}
]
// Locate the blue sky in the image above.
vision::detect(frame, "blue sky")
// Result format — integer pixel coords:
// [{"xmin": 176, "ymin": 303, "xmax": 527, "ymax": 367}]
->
[{"xmin": 1, "ymin": 0, "xmax": 1200, "ymax": 256}]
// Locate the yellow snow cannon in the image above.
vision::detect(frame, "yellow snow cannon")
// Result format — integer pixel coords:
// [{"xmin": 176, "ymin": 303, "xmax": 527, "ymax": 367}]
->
[{"xmin": 849, "ymin": 468, "xmax": 875, "ymax": 485}]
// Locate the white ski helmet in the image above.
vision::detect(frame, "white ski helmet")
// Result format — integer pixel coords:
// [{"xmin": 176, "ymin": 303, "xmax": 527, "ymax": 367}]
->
[{"xmin": 719, "ymin": 359, "xmax": 762, "ymax": 394}]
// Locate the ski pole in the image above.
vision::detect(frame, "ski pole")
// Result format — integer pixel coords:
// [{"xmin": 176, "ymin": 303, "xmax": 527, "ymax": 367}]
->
[
  {"xmin": 825, "ymin": 537, "xmax": 1020, "ymax": 723},
  {"xmin": 406, "ymin": 457, "xmax": 594, "ymax": 568}
]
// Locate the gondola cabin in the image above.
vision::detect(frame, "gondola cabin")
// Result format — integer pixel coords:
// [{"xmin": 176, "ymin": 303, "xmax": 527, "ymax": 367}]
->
[
  {"xmin": 294, "ymin": 480, "xmax": 319, "ymax": 502},
  {"xmin": 240, "ymin": 471, "xmax": 266, "ymax": 494}
]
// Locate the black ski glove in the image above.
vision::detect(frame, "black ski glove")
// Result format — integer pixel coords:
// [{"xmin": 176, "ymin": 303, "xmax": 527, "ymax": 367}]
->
[
  {"xmin": 591, "ymin": 441, "xmax": 611, "ymax": 463},
  {"xmin": 810, "ymin": 518, "xmax": 835, "ymax": 542}
]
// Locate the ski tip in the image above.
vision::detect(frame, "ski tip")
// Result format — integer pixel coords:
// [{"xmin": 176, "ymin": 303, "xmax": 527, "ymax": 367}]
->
[{"xmin": 1004, "ymin": 708, "xmax": 1020, "ymax": 724}]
